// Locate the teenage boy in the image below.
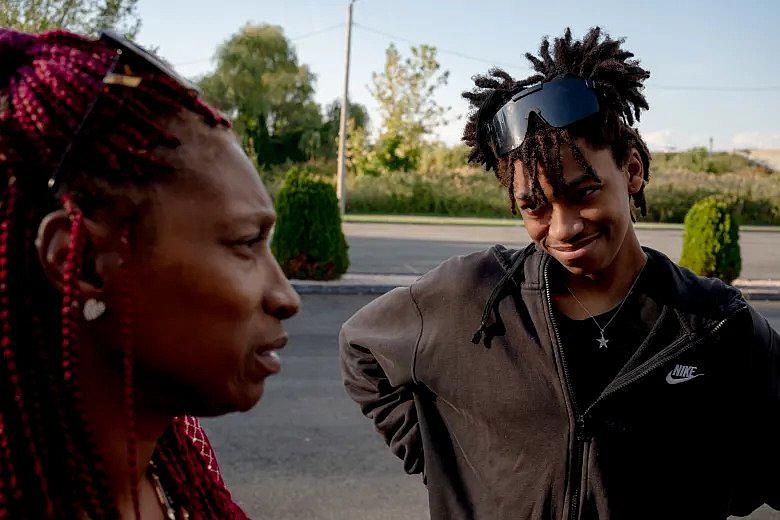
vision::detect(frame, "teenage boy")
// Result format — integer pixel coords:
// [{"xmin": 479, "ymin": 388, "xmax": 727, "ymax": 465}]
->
[{"xmin": 340, "ymin": 28, "xmax": 779, "ymax": 520}]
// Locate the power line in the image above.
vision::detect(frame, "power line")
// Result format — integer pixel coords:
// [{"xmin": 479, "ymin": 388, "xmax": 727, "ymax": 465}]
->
[
  {"xmin": 647, "ymin": 84, "xmax": 780, "ymax": 92},
  {"xmin": 290, "ymin": 23, "xmax": 344, "ymax": 41},
  {"xmin": 354, "ymin": 22, "xmax": 530, "ymax": 72},
  {"xmin": 170, "ymin": 20, "xmax": 780, "ymax": 93},
  {"xmin": 354, "ymin": 22, "xmax": 780, "ymax": 92},
  {"xmin": 172, "ymin": 23, "xmax": 344, "ymax": 67}
]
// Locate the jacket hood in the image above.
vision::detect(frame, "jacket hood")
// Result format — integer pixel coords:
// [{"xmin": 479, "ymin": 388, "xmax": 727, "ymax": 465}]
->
[{"xmin": 472, "ymin": 243, "xmax": 746, "ymax": 348}]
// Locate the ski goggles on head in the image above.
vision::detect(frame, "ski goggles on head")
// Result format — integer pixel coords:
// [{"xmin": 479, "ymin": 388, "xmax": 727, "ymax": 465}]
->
[{"xmin": 488, "ymin": 75, "xmax": 600, "ymax": 157}]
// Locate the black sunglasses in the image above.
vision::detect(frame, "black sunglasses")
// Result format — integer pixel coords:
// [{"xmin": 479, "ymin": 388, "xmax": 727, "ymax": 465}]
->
[
  {"xmin": 488, "ymin": 75, "xmax": 600, "ymax": 157},
  {"xmin": 48, "ymin": 30, "xmax": 199, "ymax": 192}
]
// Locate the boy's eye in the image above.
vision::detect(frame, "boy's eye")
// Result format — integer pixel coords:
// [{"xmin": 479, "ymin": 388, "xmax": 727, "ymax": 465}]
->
[
  {"xmin": 577, "ymin": 186, "xmax": 601, "ymax": 199},
  {"xmin": 520, "ymin": 203, "xmax": 545, "ymax": 216}
]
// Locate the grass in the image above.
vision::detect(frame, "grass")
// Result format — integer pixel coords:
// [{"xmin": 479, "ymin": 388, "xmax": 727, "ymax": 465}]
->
[
  {"xmin": 342, "ymin": 213, "xmax": 780, "ymax": 232},
  {"xmin": 260, "ymin": 150, "xmax": 780, "ymax": 226}
]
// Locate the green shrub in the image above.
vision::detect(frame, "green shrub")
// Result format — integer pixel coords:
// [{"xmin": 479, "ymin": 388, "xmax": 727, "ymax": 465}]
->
[
  {"xmin": 679, "ymin": 196, "xmax": 741, "ymax": 283},
  {"xmin": 418, "ymin": 143, "xmax": 469, "ymax": 173},
  {"xmin": 346, "ymin": 169, "xmax": 511, "ymax": 217},
  {"xmin": 651, "ymin": 148, "xmax": 768, "ymax": 175},
  {"xmin": 271, "ymin": 167, "xmax": 349, "ymax": 280}
]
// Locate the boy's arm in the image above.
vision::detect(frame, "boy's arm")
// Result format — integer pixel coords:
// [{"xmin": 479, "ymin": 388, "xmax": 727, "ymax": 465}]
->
[
  {"xmin": 339, "ymin": 286, "xmax": 424, "ymax": 474},
  {"xmin": 734, "ymin": 304, "xmax": 780, "ymax": 512}
]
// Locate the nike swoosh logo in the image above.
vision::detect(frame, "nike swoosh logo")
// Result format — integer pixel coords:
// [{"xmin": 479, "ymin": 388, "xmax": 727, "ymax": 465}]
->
[{"xmin": 665, "ymin": 373, "xmax": 704, "ymax": 385}]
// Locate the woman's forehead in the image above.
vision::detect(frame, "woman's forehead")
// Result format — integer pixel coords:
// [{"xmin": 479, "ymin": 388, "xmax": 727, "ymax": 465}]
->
[{"xmin": 149, "ymin": 115, "xmax": 273, "ymax": 232}]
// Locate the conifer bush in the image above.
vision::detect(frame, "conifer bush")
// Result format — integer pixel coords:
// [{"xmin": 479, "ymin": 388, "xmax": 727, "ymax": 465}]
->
[
  {"xmin": 271, "ymin": 167, "xmax": 349, "ymax": 280},
  {"xmin": 679, "ymin": 196, "xmax": 741, "ymax": 283}
]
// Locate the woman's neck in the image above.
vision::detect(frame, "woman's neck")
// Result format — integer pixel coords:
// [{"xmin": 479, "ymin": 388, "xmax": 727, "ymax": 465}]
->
[{"xmin": 76, "ymin": 332, "xmax": 171, "ymax": 515}]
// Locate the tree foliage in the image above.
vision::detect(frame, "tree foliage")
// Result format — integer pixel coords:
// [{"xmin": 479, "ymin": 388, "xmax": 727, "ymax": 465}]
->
[
  {"xmin": 318, "ymin": 99, "xmax": 368, "ymax": 160},
  {"xmin": 360, "ymin": 43, "xmax": 449, "ymax": 175},
  {"xmin": 199, "ymin": 24, "xmax": 322, "ymax": 166},
  {"xmin": 271, "ymin": 167, "xmax": 349, "ymax": 280},
  {"xmin": 0, "ymin": 0, "xmax": 141, "ymax": 37},
  {"xmin": 679, "ymin": 196, "xmax": 742, "ymax": 284}
]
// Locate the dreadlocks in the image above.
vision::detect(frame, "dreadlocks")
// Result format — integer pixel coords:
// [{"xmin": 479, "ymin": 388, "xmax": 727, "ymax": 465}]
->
[
  {"xmin": 0, "ymin": 28, "xmax": 247, "ymax": 518},
  {"xmin": 462, "ymin": 27, "xmax": 652, "ymax": 217}
]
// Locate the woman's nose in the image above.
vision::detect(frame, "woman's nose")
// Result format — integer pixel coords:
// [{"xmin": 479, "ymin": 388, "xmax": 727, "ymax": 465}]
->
[{"xmin": 263, "ymin": 259, "xmax": 301, "ymax": 320}]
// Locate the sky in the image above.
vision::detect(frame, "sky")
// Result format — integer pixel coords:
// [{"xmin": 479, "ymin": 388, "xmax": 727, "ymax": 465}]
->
[{"xmin": 135, "ymin": 0, "xmax": 780, "ymax": 151}]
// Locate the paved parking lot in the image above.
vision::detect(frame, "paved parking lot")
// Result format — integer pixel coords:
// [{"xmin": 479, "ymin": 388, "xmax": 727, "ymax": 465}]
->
[
  {"xmin": 343, "ymin": 223, "xmax": 780, "ymax": 280},
  {"xmin": 203, "ymin": 295, "xmax": 780, "ymax": 520}
]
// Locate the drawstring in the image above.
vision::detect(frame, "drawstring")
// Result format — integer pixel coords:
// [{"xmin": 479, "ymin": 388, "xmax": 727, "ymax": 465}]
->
[
  {"xmin": 471, "ymin": 271, "xmax": 512, "ymax": 346},
  {"xmin": 471, "ymin": 244, "xmax": 535, "ymax": 348}
]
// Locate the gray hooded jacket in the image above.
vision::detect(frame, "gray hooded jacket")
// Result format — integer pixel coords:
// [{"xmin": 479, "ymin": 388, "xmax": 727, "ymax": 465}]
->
[{"xmin": 339, "ymin": 244, "xmax": 779, "ymax": 520}]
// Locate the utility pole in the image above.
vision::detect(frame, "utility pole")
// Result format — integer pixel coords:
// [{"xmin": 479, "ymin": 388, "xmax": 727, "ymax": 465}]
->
[{"xmin": 336, "ymin": 0, "xmax": 355, "ymax": 215}]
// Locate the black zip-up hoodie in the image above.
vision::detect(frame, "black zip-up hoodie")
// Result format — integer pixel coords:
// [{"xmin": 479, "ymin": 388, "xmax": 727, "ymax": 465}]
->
[{"xmin": 339, "ymin": 244, "xmax": 780, "ymax": 519}]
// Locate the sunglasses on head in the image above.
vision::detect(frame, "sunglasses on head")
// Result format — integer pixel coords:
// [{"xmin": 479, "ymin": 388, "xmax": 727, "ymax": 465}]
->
[
  {"xmin": 488, "ymin": 74, "xmax": 600, "ymax": 157},
  {"xmin": 48, "ymin": 30, "xmax": 198, "ymax": 192}
]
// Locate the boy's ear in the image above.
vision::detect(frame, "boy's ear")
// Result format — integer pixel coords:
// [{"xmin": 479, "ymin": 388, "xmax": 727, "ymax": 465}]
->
[
  {"xmin": 36, "ymin": 210, "xmax": 124, "ymax": 300},
  {"xmin": 625, "ymin": 147, "xmax": 645, "ymax": 195}
]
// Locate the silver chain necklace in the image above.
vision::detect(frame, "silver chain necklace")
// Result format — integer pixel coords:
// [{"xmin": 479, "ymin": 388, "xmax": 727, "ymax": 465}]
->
[{"xmin": 565, "ymin": 258, "xmax": 646, "ymax": 350}]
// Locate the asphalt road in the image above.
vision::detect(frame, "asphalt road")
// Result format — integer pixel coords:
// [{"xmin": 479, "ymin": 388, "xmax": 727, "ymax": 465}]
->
[
  {"xmin": 203, "ymin": 295, "xmax": 780, "ymax": 520},
  {"xmin": 343, "ymin": 223, "xmax": 780, "ymax": 280}
]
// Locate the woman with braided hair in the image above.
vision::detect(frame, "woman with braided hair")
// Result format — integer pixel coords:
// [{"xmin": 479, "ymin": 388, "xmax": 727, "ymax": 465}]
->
[
  {"xmin": 341, "ymin": 27, "xmax": 779, "ymax": 519},
  {"xmin": 0, "ymin": 27, "xmax": 299, "ymax": 518}
]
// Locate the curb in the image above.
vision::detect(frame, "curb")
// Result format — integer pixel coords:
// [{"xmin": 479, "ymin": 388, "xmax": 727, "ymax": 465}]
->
[
  {"xmin": 291, "ymin": 275, "xmax": 780, "ymax": 301},
  {"xmin": 343, "ymin": 214, "xmax": 780, "ymax": 233}
]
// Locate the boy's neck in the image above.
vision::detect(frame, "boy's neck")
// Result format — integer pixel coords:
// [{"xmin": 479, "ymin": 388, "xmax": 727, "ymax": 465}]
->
[{"xmin": 557, "ymin": 231, "xmax": 647, "ymax": 317}]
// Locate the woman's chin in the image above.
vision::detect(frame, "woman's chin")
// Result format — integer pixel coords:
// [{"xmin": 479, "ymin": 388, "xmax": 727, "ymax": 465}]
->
[{"xmin": 185, "ymin": 382, "xmax": 265, "ymax": 417}]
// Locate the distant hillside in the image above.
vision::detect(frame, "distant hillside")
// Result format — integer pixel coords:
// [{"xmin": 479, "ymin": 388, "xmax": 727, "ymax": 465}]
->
[
  {"xmin": 651, "ymin": 148, "xmax": 772, "ymax": 175},
  {"xmin": 735, "ymin": 149, "xmax": 780, "ymax": 172}
]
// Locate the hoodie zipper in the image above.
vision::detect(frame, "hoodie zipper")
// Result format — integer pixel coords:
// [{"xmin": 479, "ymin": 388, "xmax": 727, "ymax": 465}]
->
[
  {"xmin": 543, "ymin": 260, "xmax": 585, "ymax": 520},
  {"xmin": 583, "ymin": 306, "xmax": 744, "ymax": 419},
  {"xmin": 543, "ymin": 258, "xmax": 745, "ymax": 520}
]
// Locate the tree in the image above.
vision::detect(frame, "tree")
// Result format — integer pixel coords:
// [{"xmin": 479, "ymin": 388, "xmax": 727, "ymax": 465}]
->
[
  {"xmin": 199, "ymin": 24, "xmax": 322, "ymax": 167},
  {"xmin": 365, "ymin": 43, "xmax": 449, "ymax": 174},
  {"xmin": 319, "ymin": 99, "xmax": 369, "ymax": 160},
  {"xmin": 0, "ymin": 0, "xmax": 141, "ymax": 37}
]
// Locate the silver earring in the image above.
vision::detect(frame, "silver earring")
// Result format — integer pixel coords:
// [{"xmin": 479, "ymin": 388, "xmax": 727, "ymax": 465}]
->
[{"xmin": 83, "ymin": 298, "xmax": 106, "ymax": 321}]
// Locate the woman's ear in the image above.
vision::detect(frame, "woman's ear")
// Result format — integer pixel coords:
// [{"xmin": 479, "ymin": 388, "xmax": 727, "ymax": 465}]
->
[
  {"xmin": 625, "ymin": 147, "xmax": 645, "ymax": 195},
  {"xmin": 35, "ymin": 210, "xmax": 124, "ymax": 300}
]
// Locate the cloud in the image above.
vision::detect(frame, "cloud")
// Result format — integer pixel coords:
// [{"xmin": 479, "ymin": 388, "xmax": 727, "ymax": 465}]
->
[
  {"xmin": 642, "ymin": 130, "xmax": 706, "ymax": 152},
  {"xmin": 729, "ymin": 131, "xmax": 780, "ymax": 150}
]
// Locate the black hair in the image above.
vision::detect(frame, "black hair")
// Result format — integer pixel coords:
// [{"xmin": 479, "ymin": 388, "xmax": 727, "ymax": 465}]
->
[{"xmin": 462, "ymin": 27, "xmax": 651, "ymax": 217}]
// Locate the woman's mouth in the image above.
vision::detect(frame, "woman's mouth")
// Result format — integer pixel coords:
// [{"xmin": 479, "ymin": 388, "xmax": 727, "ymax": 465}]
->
[
  {"xmin": 547, "ymin": 232, "xmax": 601, "ymax": 261},
  {"xmin": 251, "ymin": 336, "xmax": 287, "ymax": 378}
]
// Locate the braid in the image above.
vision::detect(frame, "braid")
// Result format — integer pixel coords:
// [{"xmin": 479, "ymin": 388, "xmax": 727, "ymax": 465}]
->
[
  {"xmin": 0, "ymin": 27, "xmax": 244, "ymax": 518},
  {"xmin": 462, "ymin": 27, "xmax": 652, "ymax": 217}
]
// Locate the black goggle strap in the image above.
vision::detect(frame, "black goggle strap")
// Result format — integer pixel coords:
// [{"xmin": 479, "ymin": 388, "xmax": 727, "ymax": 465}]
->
[
  {"xmin": 48, "ymin": 31, "xmax": 197, "ymax": 193},
  {"xmin": 47, "ymin": 48, "xmax": 124, "ymax": 192}
]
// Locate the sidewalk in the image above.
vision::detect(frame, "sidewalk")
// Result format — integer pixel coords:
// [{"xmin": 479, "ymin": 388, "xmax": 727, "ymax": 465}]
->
[
  {"xmin": 291, "ymin": 273, "xmax": 780, "ymax": 301},
  {"xmin": 344, "ymin": 213, "xmax": 780, "ymax": 233}
]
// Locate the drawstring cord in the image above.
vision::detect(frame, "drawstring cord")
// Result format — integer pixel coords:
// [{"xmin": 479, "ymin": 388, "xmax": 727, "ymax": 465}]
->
[{"xmin": 471, "ymin": 244, "xmax": 535, "ymax": 348}]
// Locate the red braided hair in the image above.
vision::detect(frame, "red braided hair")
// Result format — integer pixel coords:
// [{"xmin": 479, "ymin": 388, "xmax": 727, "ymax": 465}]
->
[{"xmin": 0, "ymin": 27, "xmax": 248, "ymax": 518}]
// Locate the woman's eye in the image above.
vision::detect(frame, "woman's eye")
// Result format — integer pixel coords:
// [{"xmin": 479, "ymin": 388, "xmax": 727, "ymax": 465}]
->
[{"xmin": 233, "ymin": 231, "xmax": 269, "ymax": 252}]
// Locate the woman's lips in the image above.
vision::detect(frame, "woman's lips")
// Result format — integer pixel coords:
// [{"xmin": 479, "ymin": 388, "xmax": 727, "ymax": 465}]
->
[
  {"xmin": 253, "ymin": 349, "xmax": 282, "ymax": 376},
  {"xmin": 251, "ymin": 335, "xmax": 287, "ymax": 378},
  {"xmin": 547, "ymin": 232, "xmax": 601, "ymax": 261}
]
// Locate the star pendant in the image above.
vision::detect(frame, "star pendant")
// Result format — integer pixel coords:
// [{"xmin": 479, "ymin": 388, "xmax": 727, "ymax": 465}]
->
[{"xmin": 597, "ymin": 335, "xmax": 609, "ymax": 350}]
